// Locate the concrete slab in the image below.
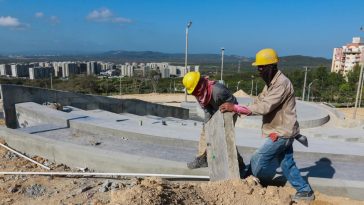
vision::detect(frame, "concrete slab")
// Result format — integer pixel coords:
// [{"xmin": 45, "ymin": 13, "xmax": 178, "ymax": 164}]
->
[{"xmin": 206, "ymin": 111, "xmax": 240, "ymax": 181}]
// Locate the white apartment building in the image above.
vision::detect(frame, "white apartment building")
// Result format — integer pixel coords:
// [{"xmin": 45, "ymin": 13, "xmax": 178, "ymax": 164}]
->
[
  {"xmin": 0, "ymin": 64, "xmax": 11, "ymax": 76},
  {"xmin": 87, "ymin": 61, "xmax": 101, "ymax": 75},
  {"xmin": 331, "ymin": 37, "xmax": 364, "ymax": 76}
]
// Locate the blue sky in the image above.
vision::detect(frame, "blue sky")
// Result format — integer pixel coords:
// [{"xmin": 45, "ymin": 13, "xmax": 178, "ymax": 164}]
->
[{"xmin": 0, "ymin": 0, "xmax": 363, "ymax": 57}]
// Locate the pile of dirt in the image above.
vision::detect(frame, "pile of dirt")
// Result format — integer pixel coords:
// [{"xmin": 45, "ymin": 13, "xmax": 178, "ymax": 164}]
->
[
  {"xmin": 1, "ymin": 137, "xmax": 364, "ymax": 205},
  {"xmin": 111, "ymin": 177, "xmax": 364, "ymax": 205},
  {"xmin": 234, "ymin": 90, "xmax": 250, "ymax": 98}
]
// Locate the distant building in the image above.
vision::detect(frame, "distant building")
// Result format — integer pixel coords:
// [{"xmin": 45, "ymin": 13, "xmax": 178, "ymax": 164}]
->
[
  {"xmin": 62, "ymin": 62, "xmax": 78, "ymax": 78},
  {"xmin": 11, "ymin": 64, "xmax": 29, "ymax": 77},
  {"xmin": 0, "ymin": 64, "xmax": 11, "ymax": 76},
  {"xmin": 79, "ymin": 63, "xmax": 87, "ymax": 74},
  {"xmin": 331, "ymin": 37, "xmax": 364, "ymax": 76},
  {"xmin": 29, "ymin": 67, "xmax": 53, "ymax": 80},
  {"xmin": 52, "ymin": 62, "xmax": 63, "ymax": 77},
  {"xmin": 86, "ymin": 61, "xmax": 101, "ymax": 75}
]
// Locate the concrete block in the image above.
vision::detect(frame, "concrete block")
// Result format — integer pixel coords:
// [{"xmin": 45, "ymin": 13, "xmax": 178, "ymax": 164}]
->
[
  {"xmin": 205, "ymin": 111, "xmax": 240, "ymax": 181},
  {"xmin": 0, "ymin": 84, "xmax": 189, "ymax": 128},
  {"xmin": 15, "ymin": 102, "xmax": 87, "ymax": 128}
]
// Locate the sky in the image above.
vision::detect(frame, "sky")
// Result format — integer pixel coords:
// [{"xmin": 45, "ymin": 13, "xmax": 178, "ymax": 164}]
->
[{"xmin": 0, "ymin": 0, "xmax": 364, "ymax": 58}]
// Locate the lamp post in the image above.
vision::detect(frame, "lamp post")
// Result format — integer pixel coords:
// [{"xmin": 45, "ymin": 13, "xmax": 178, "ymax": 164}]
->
[
  {"xmin": 353, "ymin": 26, "xmax": 364, "ymax": 118},
  {"xmin": 359, "ymin": 26, "xmax": 364, "ymax": 108},
  {"xmin": 302, "ymin": 66, "xmax": 308, "ymax": 101},
  {"xmin": 220, "ymin": 47, "xmax": 225, "ymax": 83},
  {"xmin": 307, "ymin": 79, "xmax": 318, "ymax": 102},
  {"xmin": 184, "ymin": 20, "xmax": 192, "ymax": 102},
  {"xmin": 250, "ymin": 75, "xmax": 254, "ymax": 96},
  {"xmin": 236, "ymin": 80, "xmax": 242, "ymax": 92}
]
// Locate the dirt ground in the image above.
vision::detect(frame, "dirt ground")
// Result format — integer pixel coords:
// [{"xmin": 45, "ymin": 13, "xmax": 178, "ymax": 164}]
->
[
  {"xmin": 1, "ymin": 135, "xmax": 364, "ymax": 205},
  {"xmin": 337, "ymin": 107, "xmax": 364, "ymax": 120}
]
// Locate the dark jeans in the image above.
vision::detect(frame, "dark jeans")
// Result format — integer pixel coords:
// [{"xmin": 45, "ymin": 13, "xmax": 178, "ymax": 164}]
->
[{"xmin": 250, "ymin": 137, "xmax": 312, "ymax": 193}]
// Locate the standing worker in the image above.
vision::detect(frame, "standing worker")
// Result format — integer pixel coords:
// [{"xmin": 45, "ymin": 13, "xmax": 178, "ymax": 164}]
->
[
  {"xmin": 182, "ymin": 71, "xmax": 245, "ymax": 171},
  {"xmin": 219, "ymin": 48, "xmax": 314, "ymax": 201}
]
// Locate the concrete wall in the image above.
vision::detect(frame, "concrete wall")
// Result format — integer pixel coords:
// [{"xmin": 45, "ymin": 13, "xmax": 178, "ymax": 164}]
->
[{"xmin": 0, "ymin": 84, "xmax": 189, "ymax": 128}]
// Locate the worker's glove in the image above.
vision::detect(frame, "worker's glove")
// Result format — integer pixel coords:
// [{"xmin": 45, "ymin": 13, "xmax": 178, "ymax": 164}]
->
[
  {"xmin": 233, "ymin": 104, "xmax": 252, "ymax": 116},
  {"xmin": 269, "ymin": 133, "xmax": 279, "ymax": 142},
  {"xmin": 220, "ymin": 103, "xmax": 252, "ymax": 116}
]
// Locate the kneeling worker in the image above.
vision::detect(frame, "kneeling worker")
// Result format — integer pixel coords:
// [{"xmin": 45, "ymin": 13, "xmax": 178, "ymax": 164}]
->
[{"xmin": 219, "ymin": 48, "xmax": 314, "ymax": 201}]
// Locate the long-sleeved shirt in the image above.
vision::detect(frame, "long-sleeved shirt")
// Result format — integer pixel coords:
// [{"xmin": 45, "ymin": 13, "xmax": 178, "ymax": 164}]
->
[
  {"xmin": 248, "ymin": 70, "xmax": 299, "ymax": 138},
  {"xmin": 201, "ymin": 83, "xmax": 238, "ymax": 123}
]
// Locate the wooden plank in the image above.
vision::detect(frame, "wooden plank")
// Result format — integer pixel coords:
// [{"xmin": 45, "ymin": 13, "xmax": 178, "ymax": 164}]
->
[{"xmin": 205, "ymin": 111, "xmax": 240, "ymax": 181}]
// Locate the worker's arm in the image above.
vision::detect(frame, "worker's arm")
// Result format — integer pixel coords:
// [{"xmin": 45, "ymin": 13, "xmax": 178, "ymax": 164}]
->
[{"xmin": 248, "ymin": 82, "xmax": 287, "ymax": 115}]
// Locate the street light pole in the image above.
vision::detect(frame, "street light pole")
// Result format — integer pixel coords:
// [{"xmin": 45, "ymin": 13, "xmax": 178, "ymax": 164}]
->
[
  {"xmin": 184, "ymin": 20, "xmax": 192, "ymax": 102},
  {"xmin": 250, "ymin": 76, "xmax": 254, "ymax": 96},
  {"xmin": 236, "ymin": 80, "xmax": 242, "ymax": 92},
  {"xmin": 220, "ymin": 48, "xmax": 224, "ymax": 82},
  {"xmin": 307, "ymin": 79, "xmax": 318, "ymax": 102},
  {"xmin": 359, "ymin": 72, "xmax": 364, "ymax": 107},
  {"xmin": 353, "ymin": 26, "xmax": 364, "ymax": 118},
  {"xmin": 353, "ymin": 64, "xmax": 364, "ymax": 119},
  {"xmin": 302, "ymin": 66, "xmax": 308, "ymax": 101},
  {"xmin": 359, "ymin": 26, "xmax": 364, "ymax": 108}
]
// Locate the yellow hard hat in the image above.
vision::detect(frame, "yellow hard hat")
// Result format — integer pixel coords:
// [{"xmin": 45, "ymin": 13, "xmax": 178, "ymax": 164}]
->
[
  {"xmin": 182, "ymin": 71, "xmax": 201, "ymax": 94},
  {"xmin": 252, "ymin": 48, "xmax": 279, "ymax": 66}
]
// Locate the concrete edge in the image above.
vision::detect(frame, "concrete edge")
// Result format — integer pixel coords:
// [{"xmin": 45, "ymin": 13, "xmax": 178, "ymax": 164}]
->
[{"xmin": 0, "ymin": 126, "xmax": 206, "ymax": 176}]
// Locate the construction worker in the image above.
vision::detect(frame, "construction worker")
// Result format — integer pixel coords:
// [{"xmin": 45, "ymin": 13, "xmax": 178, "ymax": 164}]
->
[
  {"xmin": 219, "ymin": 48, "xmax": 314, "ymax": 201},
  {"xmin": 182, "ymin": 71, "xmax": 245, "ymax": 171}
]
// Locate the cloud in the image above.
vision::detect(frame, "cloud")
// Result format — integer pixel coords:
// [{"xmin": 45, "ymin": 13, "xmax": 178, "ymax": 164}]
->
[
  {"xmin": 0, "ymin": 16, "xmax": 20, "ymax": 27},
  {"xmin": 86, "ymin": 8, "xmax": 131, "ymax": 24},
  {"xmin": 35, "ymin": 12, "xmax": 44, "ymax": 18},
  {"xmin": 50, "ymin": 16, "xmax": 60, "ymax": 25}
]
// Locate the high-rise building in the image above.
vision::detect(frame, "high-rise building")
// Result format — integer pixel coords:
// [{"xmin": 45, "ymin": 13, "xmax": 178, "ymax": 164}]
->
[
  {"xmin": 29, "ymin": 67, "xmax": 53, "ymax": 80},
  {"xmin": 331, "ymin": 37, "xmax": 364, "ymax": 76},
  {"xmin": 11, "ymin": 64, "xmax": 29, "ymax": 78},
  {"xmin": 59, "ymin": 62, "xmax": 78, "ymax": 78},
  {"xmin": 86, "ymin": 61, "xmax": 100, "ymax": 75},
  {"xmin": 0, "ymin": 64, "xmax": 11, "ymax": 76}
]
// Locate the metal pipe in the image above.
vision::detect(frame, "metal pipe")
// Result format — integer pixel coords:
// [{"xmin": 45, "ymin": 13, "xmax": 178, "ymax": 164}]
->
[
  {"xmin": 0, "ymin": 142, "xmax": 50, "ymax": 170},
  {"xmin": 0, "ymin": 171, "xmax": 210, "ymax": 179}
]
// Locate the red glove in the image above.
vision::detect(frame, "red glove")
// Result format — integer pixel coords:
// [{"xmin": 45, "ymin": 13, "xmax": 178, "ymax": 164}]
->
[{"xmin": 269, "ymin": 133, "xmax": 279, "ymax": 142}]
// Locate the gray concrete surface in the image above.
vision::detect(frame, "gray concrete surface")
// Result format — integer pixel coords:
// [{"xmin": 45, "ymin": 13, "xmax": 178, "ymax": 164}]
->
[
  {"xmin": 4, "ymin": 99, "xmax": 364, "ymax": 200},
  {"xmin": 0, "ymin": 84, "xmax": 189, "ymax": 128},
  {"xmin": 182, "ymin": 97, "xmax": 331, "ymax": 129}
]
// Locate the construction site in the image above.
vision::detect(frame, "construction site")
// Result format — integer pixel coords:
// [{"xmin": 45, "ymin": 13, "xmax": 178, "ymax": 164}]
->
[{"xmin": 0, "ymin": 84, "xmax": 363, "ymax": 204}]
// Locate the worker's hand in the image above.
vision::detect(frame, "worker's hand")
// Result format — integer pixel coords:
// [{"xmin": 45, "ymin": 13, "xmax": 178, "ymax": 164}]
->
[{"xmin": 219, "ymin": 102, "xmax": 235, "ymax": 113}]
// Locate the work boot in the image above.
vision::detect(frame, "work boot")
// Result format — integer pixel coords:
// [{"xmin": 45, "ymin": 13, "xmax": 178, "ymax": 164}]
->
[
  {"xmin": 187, "ymin": 153, "xmax": 208, "ymax": 169},
  {"xmin": 291, "ymin": 191, "xmax": 315, "ymax": 201}
]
